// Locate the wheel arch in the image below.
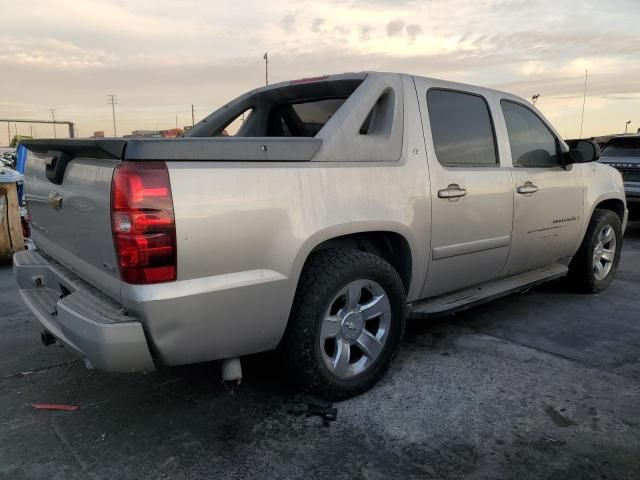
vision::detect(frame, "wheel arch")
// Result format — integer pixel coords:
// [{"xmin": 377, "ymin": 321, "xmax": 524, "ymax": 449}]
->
[
  {"xmin": 307, "ymin": 231, "xmax": 413, "ymax": 293},
  {"xmin": 290, "ymin": 223, "xmax": 418, "ymax": 299},
  {"xmin": 594, "ymin": 198, "xmax": 626, "ymax": 224},
  {"xmin": 574, "ymin": 194, "xmax": 627, "ymax": 254}
]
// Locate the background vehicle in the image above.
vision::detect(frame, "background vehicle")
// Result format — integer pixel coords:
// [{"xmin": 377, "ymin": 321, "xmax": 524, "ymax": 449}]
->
[
  {"xmin": 14, "ymin": 72, "xmax": 627, "ymax": 398},
  {"xmin": 0, "ymin": 149, "xmax": 16, "ymax": 169},
  {"xmin": 599, "ymin": 135, "xmax": 640, "ymax": 219}
]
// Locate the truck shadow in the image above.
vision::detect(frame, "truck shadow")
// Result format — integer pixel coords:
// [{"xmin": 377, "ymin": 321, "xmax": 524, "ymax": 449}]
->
[
  {"xmin": 5, "ymin": 221, "xmax": 640, "ymax": 479},
  {"xmin": 68, "ymin": 220, "xmax": 640, "ymax": 415},
  {"xmin": 4, "ymin": 222, "xmax": 639, "ymax": 477},
  {"xmin": 625, "ymin": 219, "xmax": 640, "ymax": 238}
]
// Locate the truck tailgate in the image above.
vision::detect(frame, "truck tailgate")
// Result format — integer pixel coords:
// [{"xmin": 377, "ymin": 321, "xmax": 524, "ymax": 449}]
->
[{"xmin": 22, "ymin": 140, "xmax": 125, "ymax": 301}]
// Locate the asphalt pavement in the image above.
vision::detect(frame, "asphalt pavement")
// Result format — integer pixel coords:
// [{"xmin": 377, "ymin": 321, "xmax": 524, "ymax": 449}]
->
[{"xmin": 1, "ymin": 223, "xmax": 639, "ymax": 479}]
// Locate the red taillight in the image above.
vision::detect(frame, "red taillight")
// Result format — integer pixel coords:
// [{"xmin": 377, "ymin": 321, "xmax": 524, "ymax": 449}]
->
[{"xmin": 111, "ymin": 162, "xmax": 176, "ymax": 284}]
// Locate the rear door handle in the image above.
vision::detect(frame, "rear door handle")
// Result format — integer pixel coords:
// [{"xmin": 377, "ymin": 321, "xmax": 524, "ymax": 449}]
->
[
  {"xmin": 517, "ymin": 181, "xmax": 539, "ymax": 195},
  {"xmin": 438, "ymin": 184, "xmax": 467, "ymax": 199}
]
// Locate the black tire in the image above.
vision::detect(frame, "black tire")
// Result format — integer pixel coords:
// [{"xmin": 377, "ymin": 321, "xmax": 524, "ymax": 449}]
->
[
  {"xmin": 568, "ymin": 209, "xmax": 623, "ymax": 293},
  {"xmin": 281, "ymin": 249, "xmax": 406, "ymax": 399}
]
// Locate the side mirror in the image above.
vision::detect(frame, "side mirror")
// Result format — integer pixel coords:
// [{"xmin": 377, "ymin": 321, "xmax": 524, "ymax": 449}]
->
[{"xmin": 567, "ymin": 139, "xmax": 600, "ymax": 163}]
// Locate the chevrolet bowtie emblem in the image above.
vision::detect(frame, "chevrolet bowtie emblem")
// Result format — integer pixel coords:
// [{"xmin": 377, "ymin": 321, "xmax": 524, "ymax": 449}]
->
[{"xmin": 48, "ymin": 192, "xmax": 63, "ymax": 209}]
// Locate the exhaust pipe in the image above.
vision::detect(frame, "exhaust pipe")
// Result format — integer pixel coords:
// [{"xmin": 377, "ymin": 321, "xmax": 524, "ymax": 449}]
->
[
  {"xmin": 221, "ymin": 357, "xmax": 242, "ymax": 384},
  {"xmin": 41, "ymin": 330, "xmax": 56, "ymax": 346}
]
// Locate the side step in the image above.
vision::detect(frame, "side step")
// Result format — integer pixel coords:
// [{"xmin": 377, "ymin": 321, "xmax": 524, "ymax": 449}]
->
[{"xmin": 409, "ymin": 264, "xmax": 568, "ymax": 319}]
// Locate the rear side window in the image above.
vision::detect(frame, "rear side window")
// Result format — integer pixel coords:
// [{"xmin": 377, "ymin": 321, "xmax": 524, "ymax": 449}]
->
[
  {"xmin": 427, "ymin": 89, "xmax": 498, "ymax": 167},
  {"xmin": 601, "ymin": 137, "xmax": 640, "ymax": 157},
  {"xmin": 501, "ymin": 100, "xmax": 559, "ymax": 167}
]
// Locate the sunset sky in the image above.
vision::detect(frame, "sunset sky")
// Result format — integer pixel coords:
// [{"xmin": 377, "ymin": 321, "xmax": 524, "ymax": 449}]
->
[{"xmin": 1, "ymin": 0, "xmax": 639, "ymax": 144}]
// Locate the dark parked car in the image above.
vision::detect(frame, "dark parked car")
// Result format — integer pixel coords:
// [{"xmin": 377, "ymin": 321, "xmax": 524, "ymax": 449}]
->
[{"xmin": 600, "ymin": 135, "xmax": 640, "ymax": 219}]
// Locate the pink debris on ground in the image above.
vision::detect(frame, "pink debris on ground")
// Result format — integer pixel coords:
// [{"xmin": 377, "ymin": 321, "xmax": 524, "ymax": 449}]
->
[{"xmin": 30, "ymin": 404, "xmax": 80, "ymax": 411}]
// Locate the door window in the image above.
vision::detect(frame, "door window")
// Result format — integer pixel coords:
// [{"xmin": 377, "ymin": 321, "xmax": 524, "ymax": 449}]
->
[
  {"xmin": 427, "ymin": 89, "xmax": 499, "ymax": 167},
  {"xmin": 501, "ymin": 100, "xmax": 560, "ymax": 167}
]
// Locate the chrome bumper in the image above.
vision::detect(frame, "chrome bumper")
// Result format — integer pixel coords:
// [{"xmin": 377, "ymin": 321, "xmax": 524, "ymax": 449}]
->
[{"xmin": 13, "ymin": 249, "xmax": 155, "ymax": 372}]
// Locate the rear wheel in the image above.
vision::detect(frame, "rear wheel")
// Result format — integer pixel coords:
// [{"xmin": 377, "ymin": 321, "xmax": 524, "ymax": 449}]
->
[
  {"xmin": 568, "ymin": 209, "xmax": 622, "ymax": 293},
  {"xmin": 282, "ymin": 249, "xmax": 406, "ymax": 399}
]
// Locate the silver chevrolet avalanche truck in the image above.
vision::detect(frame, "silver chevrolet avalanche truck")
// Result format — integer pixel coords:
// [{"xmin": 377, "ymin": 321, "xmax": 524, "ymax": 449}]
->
[{"xmin": 15, "ymin": 72, "xmax": 627, "ymax": 398}]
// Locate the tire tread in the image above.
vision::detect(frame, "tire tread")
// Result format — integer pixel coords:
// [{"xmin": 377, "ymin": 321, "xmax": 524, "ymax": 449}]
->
[{"xmin": 282, "ymin": 249, "xmax": 406, "ymax": 399}]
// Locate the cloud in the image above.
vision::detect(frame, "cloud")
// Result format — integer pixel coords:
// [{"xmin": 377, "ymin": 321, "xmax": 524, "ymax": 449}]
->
[
  {"xmin": 492, "ymin": 71, "xmax": 640, "ymax": 99},
  {"xmin": 406, "ymin": 24, "xmax": 422, "ymax": 40},
  {"xmin": 311, "ymin": 18, "xmax": 326, "ymax": 33},
  {"xmin": 386, "ymin": 19, "xmax": 405, "ymax": 37},
  {"xmin": 280, "ymin": 14, "xmax": 296, "ymax": 33},
  {"xmin": 1, "ymin": 0, "xmax": 639, "ymax": 141},
  {"xmin": 359, "ymin": 24, "xmax": 374, "ymax": 41}
]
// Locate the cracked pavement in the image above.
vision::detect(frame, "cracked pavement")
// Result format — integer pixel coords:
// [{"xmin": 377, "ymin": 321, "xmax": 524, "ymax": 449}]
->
[{"xmin": 1, "ymin": 222, "xmax": 639, "ymax": 479}]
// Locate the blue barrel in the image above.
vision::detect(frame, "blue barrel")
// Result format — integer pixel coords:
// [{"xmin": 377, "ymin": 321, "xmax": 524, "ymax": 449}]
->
[{"xmin": 16, "ymin": 143, "xmax": 27, "ymax": 203}]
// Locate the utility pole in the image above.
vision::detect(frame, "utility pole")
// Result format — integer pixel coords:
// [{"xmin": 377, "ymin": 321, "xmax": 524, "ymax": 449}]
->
[
  {"xmin": 50, "ymin": 109, "xmax": 57, "ymax": 138},
  {"xmin": 263, "ymin": 52, "xmax": 269, "ymax": 85},
  {"xmin": 107, "ymin": 94, "xmax": 118, "ymax": 136},
  {"xmin": 191, "ymin": 104, "xmax": 195, "ymax": 126},
  {"xmin": 579, "ymin": 69, "xmax": 588, "ymax": 139},
  {"xmin": 175, "ymin": 114, "xmax": 178, "ymax": 129},
  {"xmin": 6, "ymin": 122, "xmax": 10, "ymax": 146},
  {"xmin": 625, "ymin": 120, "xmax": 632, "ymax": 134}
]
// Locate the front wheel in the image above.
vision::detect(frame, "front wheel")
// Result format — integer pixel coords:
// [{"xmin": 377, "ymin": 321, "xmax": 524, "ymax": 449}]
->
[
  {"xmin": 282, "ymin": 249, "xmax": 406, "ymax": 399},
  {"xmin": 568, "ymin": 209, "xmax": 622, "ymax": 293}
]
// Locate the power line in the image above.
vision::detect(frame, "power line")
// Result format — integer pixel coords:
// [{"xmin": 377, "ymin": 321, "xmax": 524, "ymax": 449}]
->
[
  {"xmin": 107, "ymin": 94, "xmax": 118, "ymax": 136},
  {"xmin": 263, "ymin": 52, "xmax": 269, "ymax": 86}
]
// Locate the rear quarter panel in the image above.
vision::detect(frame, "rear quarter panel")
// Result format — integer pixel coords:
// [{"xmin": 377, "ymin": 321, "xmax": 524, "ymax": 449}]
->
[{"xmin": 123, "ymin": 74, "xmax": 431, "ymax": 366}]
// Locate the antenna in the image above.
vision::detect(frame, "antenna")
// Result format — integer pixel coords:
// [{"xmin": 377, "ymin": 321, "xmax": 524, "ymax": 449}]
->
[{"xmin": 579, "ymin": 70, "xmax": 588, "ymax": 139}]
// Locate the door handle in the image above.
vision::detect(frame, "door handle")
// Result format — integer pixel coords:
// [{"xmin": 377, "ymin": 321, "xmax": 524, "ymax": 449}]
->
[
  {"xmin": 517, "ymin": 181, "xmax": 539, "ymax": 195},
  {"xmin": 438, "ymin": 184, "xmax": 467, "ymax": 199}
]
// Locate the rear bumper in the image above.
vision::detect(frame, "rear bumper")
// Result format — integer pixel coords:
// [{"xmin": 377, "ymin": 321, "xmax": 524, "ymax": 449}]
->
[{"xmin": 13, "ymin": 249, "xmax": 155, "ymax": 372}]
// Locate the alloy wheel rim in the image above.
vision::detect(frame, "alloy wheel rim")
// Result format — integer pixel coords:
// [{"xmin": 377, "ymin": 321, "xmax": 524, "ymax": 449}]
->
[
  {"xmin": 593, "ymin": 225, "xmax": 616, "ymax": 281},
  {"xmin": 319, "ymin": 279, "xmax": 391, "ymax": 379}
]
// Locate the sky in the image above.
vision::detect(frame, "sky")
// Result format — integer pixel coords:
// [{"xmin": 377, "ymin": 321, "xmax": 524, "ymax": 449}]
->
[{"xmin": 1, "ymin": 0, "xmax": 639, "ymax": 144}]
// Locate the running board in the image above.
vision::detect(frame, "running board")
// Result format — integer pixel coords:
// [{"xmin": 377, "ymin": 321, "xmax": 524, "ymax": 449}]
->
[{"xmin": 409, "ymin": 264, "xmax": 568, "ymax": 319}]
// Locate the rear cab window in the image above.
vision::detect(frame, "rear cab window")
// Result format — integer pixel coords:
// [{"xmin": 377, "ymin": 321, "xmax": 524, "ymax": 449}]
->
[
  {"xmin": 601, "ymin": 137, "xmax": 640, "ymax": 157},
  {"xmin": 191, "ymin": 78, "xmax": 363, "ymax": 138},
  {"xmin": 426, "ymin": 89, "xmax": 499, "ymax": 167},
  {"xmin": 267, "ymin": 98, "xmax": 347, "ymax": 137}
]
